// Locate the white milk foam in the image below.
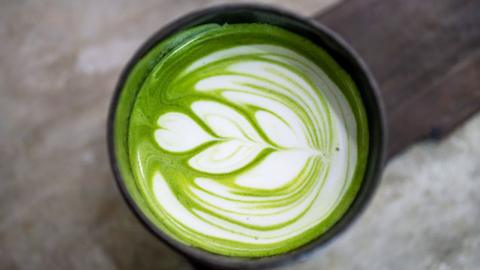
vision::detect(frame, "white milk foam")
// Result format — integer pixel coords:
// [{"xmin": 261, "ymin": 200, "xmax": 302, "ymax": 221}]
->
[{"xmin": 152, "ymin": 44, "xmax": 358, "ymax": 245}]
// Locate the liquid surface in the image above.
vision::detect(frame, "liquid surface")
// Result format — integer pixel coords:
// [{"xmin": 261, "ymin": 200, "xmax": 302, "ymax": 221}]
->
[{"xmin": 122, "ymin": 23, "xmax": 368, "ymax": 257}]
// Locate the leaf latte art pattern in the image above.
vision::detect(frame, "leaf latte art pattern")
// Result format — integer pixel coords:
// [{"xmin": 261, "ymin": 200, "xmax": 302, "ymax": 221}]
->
[{"xmin": 123, "ymin": 24, "xmax": 369, "ymax": 257}]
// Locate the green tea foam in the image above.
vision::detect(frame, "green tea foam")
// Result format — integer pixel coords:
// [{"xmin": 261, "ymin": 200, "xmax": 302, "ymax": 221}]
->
[{"xmin": 123, "ymin": 23, "xmax": 369, "ymax": 257}]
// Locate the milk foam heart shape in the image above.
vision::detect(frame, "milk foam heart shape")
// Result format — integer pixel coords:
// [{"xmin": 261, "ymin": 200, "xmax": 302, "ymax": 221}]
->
[{"xmin": 155, "ymin": 112, "xmax": 214, "ymax": 152}]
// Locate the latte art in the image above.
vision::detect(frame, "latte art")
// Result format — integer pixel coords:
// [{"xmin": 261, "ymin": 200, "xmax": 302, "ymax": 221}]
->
[{"xmin": 125, "ymin": 24, "xmax": 369, "ymax": 257}]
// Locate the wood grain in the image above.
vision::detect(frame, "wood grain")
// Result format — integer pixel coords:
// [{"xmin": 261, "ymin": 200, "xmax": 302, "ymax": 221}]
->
[{"xmin": 315, "ymin": 0, "xmax": 480, "ymax": 158}]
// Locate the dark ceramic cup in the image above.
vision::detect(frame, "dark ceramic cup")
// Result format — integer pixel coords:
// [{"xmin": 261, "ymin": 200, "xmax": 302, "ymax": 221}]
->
[{"xmin": 107, "ymin": 4, "xmax": 386, "ymax": 270}]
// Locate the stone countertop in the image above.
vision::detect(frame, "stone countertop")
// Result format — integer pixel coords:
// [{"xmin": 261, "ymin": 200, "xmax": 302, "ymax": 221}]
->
[{"xmin": 1, "ymin": 1, "xmax": 478, "ymax": 269}]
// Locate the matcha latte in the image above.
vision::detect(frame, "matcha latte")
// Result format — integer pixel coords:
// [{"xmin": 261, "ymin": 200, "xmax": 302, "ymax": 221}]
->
[{"xmin": 118, "ymin": 23, "xmax": 369, "ymax": 257}]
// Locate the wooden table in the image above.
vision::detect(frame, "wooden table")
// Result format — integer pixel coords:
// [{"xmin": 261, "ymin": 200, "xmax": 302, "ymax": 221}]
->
[{"xmin": 317, "ymin": 0, "xmax": 480, "ymax": 158}]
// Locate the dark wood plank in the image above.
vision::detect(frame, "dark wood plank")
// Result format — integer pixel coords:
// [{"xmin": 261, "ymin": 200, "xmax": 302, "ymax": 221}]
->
[{"xmin": 315, "ymin": 0, "xmax": 480, "ymax": 158}]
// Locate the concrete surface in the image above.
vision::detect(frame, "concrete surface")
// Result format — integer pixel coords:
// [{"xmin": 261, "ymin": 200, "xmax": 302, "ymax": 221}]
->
[{"xmin": 0, "ymin": 0, "xmax": 478, "ymax": 269}]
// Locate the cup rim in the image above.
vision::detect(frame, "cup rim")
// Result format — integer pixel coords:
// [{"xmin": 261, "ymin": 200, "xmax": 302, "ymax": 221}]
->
[{"xmin": 107, "ymin": 4, "xmax": 387, "ymax": 269}]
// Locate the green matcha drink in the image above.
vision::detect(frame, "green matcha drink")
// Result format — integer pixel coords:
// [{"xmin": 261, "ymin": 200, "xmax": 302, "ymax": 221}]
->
[{"xmin": 116, "ymin": 23, "xmax": 369, "ymax": 257}]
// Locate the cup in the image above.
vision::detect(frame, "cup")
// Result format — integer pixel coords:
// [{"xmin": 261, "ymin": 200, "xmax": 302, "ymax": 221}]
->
[{"xmin": 107, "ymin": 4, "xmax": 386, "ymax": 269}]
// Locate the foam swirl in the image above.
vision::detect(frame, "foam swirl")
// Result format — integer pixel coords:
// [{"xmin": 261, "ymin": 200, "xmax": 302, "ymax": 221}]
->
[{"xmin": 126, "ymin": 24, "xmax": 368, "ymax": 257}]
